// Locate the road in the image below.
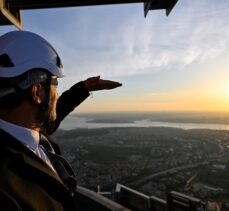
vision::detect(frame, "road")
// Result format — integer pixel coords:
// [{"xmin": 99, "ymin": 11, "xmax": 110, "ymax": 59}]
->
[{"xmin": 128, "ymin": 161, "xmax": 209, "ymax": 187}]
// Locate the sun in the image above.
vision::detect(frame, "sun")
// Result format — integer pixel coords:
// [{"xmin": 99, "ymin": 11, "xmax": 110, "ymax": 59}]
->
[{"xmin": 220, "ymin": 84, "xmax": 229, "ymax": 100}]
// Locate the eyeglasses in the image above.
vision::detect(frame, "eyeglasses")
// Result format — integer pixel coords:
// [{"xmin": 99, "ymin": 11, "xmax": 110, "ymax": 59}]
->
[{"xmin": 50, "ymin": 76, "xmax": 58, "ymax": 86}]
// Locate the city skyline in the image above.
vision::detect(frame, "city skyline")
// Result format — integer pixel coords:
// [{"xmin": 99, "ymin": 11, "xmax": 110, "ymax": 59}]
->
[{"xmin": 1, "ymin": 0, "xmax": 229, "ymax": 112}]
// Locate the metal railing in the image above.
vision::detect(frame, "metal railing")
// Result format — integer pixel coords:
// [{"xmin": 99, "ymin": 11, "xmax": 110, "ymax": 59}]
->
[{"xmin": 76, "ymin": 184, "xmax": 206, "ymax": 211}]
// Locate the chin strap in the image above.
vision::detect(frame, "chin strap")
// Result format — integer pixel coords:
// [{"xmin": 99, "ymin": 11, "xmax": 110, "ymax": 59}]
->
[{"xmin": 39, "ymin": 74, "xmax": 52, "ymax": 112}]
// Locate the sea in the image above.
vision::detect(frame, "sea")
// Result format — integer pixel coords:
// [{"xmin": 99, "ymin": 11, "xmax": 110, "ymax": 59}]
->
[{"xmin": 59, "ymin": 112, "xmax": 229, "ymax": 131}]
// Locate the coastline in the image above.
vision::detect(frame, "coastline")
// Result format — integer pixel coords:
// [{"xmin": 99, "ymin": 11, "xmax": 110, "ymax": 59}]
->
[{"xmin": 59, "ymin": 114, "xmax": 229, "ymax": 131}]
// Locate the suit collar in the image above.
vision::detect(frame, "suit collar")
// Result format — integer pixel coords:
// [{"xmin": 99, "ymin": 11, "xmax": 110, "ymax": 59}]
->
[
  {"xmin": 0, "ymin": 118, "xmax": 39, "ymax": 151},
  {"xmin": 0, "ymin": 129, "xmax": 65, "ymax": 186}
]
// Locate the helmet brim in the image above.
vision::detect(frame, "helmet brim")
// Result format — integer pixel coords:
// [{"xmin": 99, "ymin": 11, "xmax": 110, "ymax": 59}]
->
[{"xmin": 0, "ymin": 60, "xmax": 64, "ymax": 78}]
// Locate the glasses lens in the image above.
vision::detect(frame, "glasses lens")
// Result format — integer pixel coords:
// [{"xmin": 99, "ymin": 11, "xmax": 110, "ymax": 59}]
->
[{"xmin": 50, "ymin": 77, "xmax": 58, "ymax": 86}]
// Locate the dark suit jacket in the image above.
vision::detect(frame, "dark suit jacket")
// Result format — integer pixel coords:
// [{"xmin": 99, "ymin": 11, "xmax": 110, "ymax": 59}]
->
[
  {"xmin": 0, "ymin": 129, "xmax": 77, "ymax": 211},
  {"xmin": 0, "ymin": 82, "xmax": 89, "ymax": 210}
]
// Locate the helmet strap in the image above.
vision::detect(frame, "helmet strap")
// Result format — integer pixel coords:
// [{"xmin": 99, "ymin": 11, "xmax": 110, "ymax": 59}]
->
[{"xmin": 39, "ymin": 75, "xmax": 51, "ymax": 113}]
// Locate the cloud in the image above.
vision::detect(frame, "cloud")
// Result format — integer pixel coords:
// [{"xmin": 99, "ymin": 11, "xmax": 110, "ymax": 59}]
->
[
  {"xmin": 22, "ymin": 1, "xmax": 229, "ymax": 80},
  {"xmin": 64, "ymin": 2, "xmax": 229, "ymax": 79}
]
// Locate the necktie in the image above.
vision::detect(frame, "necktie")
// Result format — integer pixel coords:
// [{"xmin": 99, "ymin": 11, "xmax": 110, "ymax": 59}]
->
[
  {"xmin": 39, "ymin": 133, "xmax": 77, "ymax": 195},
  {"xmin": 36, "ymin": 143, "xmax": 56, "ymax": 173}
]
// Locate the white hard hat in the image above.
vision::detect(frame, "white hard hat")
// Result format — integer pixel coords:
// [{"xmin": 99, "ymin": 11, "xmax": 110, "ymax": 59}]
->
[{"xmin": 0, "ymin": 30, "xmax": 64, "ymax": 78}]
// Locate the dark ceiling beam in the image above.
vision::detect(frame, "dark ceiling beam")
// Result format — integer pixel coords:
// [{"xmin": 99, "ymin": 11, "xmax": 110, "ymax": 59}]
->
[
  {"xmin": 1, "ymin": 0, "xmax": 178, "ymax": 29},
  {"xmin": 11, "ymin": 0, "xmax": 144, "ymax": 10}
]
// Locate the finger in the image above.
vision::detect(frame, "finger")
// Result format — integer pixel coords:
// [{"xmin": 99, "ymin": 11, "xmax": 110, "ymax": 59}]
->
[
  {"xmin": 106, "ymin": 83, "xmax": 122, "ymax": 89},
  {"xmin": 98, "ymin": 80, "xmax": 122, "ymax": 89}
]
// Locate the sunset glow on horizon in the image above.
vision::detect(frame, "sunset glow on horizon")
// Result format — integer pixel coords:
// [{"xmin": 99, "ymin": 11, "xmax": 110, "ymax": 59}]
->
[{"xmin": 1, "ymin": 0, "xmax": 229, "ymax": 113}]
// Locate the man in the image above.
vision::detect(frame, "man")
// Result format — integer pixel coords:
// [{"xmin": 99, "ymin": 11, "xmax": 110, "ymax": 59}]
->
[{"xmin": 0, "ymin": 30, "xmax": 121, "ymax": 210}]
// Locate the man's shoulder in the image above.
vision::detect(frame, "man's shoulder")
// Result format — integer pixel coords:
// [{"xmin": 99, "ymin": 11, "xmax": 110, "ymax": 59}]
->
[
  {"xmin": 0, "ymin": 129, "xmax": 25, "ymax": 151},
  {"xmin": 0, "ymin": 129, "xmax": 28, "ymax": 169},
  {"xmin": 0, "ymin": 128, "xmax": 38, "ymax": 169}
]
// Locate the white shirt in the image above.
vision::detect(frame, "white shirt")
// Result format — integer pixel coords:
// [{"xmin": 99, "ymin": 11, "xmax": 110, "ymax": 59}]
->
[{"xmin": 0, "ymin": 118, "xmax": 56, "ymax": 172}]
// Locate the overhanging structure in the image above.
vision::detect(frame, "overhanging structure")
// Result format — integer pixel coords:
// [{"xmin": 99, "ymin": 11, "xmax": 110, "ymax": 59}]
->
[{"xmin": 0, "ymin": 0, "xmax": 178, "ymax": 29}]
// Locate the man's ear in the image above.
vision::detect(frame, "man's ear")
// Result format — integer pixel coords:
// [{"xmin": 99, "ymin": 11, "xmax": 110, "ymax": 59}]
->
[{"xmin": 30, "ymin": 84, "xmax": 45, "ymax": 104}]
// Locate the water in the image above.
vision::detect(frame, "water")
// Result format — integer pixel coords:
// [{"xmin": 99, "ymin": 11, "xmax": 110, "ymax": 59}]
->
[{"xmin": 59, "ymin": 115, "xmax": 229, "ymax": 131}]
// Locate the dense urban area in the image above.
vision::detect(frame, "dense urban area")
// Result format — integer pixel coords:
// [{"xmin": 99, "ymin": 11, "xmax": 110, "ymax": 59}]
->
[{"xmin": 54, "ymin": 126, "xmax": 229, "ymax": 209}]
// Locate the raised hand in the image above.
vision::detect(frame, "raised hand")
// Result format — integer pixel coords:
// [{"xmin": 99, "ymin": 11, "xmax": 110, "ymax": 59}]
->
[{"xmin": 83, "ymin": 76, "xmax": 122, "ymax": 92}]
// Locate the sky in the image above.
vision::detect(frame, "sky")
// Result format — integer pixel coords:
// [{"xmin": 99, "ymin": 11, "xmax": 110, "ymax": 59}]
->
[{"xmin": 1, "ymin": 0, "xmax": 229, "ymax": 113}]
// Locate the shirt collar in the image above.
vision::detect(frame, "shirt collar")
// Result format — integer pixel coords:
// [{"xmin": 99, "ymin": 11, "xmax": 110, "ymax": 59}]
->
[{"xmin": 0, "ymin": 118, "xmax": 39, "ymax": 151}]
